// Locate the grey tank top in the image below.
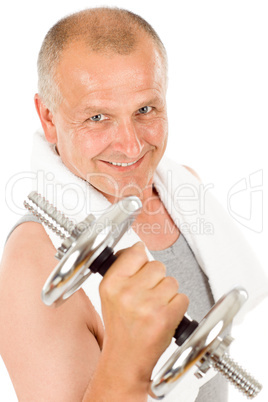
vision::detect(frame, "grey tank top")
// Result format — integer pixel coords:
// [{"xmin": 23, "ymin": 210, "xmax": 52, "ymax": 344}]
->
[
  {"xmin": 150, "ymin": 234, "xmax": 228, "ymax": 402},
  {"xmin": 8, "ymin": 216, "xmax": 228, "ymax": 401}
]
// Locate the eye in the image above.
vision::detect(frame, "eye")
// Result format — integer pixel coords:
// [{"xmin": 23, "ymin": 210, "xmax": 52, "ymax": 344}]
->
[
  {"xmin": 138, "ymin": 106, "xmax": 152, "ymax": 115},
  {"xmin": 89, "ymin": 114, "xmax": 106, "ymax": 122}
]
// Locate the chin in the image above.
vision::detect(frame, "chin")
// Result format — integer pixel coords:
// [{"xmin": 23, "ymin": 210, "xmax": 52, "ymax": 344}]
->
[{"xmin": 91, "ymin": 177, "xmax": 151, "ymax": 202}]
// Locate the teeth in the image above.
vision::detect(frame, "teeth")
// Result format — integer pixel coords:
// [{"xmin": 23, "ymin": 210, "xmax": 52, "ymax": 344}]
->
[{"xmin": 108, "ymin": 160, "xmax": 138, "ymax": 167}]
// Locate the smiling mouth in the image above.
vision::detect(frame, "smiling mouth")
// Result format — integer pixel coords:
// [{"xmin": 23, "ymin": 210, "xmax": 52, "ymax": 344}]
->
[
  {"xmin": 100, "ymin": 152, "xmax": 148, "ymax": 169},
  {"xmin": 107, "ymin": 160, "xmax": 139, "ymax": 167}
]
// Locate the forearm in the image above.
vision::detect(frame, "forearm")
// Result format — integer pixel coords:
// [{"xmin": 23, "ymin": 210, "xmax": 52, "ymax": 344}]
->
[{"xmin": 82, "ymin": 347, "xmax": 149, "ymax": 402}]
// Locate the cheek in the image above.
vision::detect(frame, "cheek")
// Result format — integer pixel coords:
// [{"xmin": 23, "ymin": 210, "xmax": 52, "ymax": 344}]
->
[
  {"xmin": 141, "ymin": 119, "xmax": 168, "ymax": 147},
  {"xmin": 71, "ymin": 127, "xmax": 113, "ymax": 159}
]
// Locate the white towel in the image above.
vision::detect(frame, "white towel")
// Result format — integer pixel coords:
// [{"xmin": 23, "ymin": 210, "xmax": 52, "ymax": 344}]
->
[{"xmin": 31, "ymin": 129, "xmax": 268, "ymax": 401}]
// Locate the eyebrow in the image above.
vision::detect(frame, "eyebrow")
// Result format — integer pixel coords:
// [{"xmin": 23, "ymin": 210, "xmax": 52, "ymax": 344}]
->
[
  {"xmin": 82, "ymin": 105, "xmax": 109, "ymax": 113},
  {"xmin": 137, "ymin": 96, "xmax": 165, "ymax": 109},
  {"xmin": 81, "ymin": 94, "xmax": 165, "ymax": 115},
  {"xmin": 79, "ymin": 106, "xmax": 111, "ymax": 118}
]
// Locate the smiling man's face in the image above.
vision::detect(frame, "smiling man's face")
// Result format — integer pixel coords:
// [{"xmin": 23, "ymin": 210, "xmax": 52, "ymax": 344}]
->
[{"xmin": 41, "ymin": 38, "xmax": 168, "ymax": 203}]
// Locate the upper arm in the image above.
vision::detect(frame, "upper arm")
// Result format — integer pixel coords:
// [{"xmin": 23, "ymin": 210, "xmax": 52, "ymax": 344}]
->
[{"xmin": 0, "ymin": 222, "xmax": 104, "ymax": 401}]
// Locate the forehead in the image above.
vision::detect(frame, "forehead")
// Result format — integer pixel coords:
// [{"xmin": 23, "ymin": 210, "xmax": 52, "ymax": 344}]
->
[{"xmin": 55, "ymin": 40, "xmax": 166, "ymax": 110}]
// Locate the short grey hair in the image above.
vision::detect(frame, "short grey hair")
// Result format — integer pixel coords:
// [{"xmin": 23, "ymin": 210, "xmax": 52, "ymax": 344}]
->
[{"xmin": 37, "ymin": 7, "xmax": 168, "ymax": 112}]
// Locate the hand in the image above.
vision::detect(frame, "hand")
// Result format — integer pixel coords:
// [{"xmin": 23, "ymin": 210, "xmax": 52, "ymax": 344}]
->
[{"xmin": 99, "ymin": 242, "xmax": 189, "ymax": 389}]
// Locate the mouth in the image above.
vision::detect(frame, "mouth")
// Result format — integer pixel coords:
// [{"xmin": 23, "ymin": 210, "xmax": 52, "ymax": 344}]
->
[
  {"xmin": 107, "ymin": 159, "xmax": 139, "ymax": 167},
  {"xmin": 100, "ymin": 154, "xmax": 146, "ymax": 171}
]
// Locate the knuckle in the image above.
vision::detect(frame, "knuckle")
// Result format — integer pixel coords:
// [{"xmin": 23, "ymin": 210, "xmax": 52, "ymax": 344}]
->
[
  {"xmin": 160, "ymin": 276, "xmax": 179, "ymax": 292},
  {"xmin": 156, "ymin": 310, "xmax": 169, "ymax": 327},
  {"xmin": 119, "ymin": 287, "xmax": 135, "ymax": 308},
  {"xmin": 154, "ymin": 310, "xmax": 176, "ymax": 335},
  {"xmin": 151, "ymin": 260, "xmax": 166, "ymax": 276},
  {"xmin": 99, "ymin": 279, "xmax": 109, "ymax": 299},
  {"xmin": 140, "ymin": 304, "xmax": 161, "ymax": 326},
  {"xmin": 173, "ymin": 293, "xmax": 190, "ymax": 315},
  {"xmin": 130, "ymin": 241, "xmax": 146, "ymax": 257},
  {"xmin": 167, "ymin": 276, "xmax": 179, "ymax": 289},
  {"xmin": 99, "ymin": 277, "xmax": 118, "ymax": 299},
  {"xmin": 118, "ymin": 242, "xmax": 148, "ymax": 267},
  {"xmin": 100, "ymin": 277, "xmax": 135, "ymax": 308},
  {"xmin": 181, "ymin": 292, "xmax": 190, "ymax": 308}
]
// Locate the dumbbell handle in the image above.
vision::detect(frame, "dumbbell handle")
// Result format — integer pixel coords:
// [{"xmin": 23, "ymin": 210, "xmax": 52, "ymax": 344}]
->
[{"xmin": 90, "ymin": 246, "xmax": 199, "ymax": 346}]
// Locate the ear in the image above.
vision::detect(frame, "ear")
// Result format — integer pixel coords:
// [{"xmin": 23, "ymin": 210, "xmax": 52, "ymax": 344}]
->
[{"xmin": 34, "ymin": 94, "xmax": 57, "ymax": 144}]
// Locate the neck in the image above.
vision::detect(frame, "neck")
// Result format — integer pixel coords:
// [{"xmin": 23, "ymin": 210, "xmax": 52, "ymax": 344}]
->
[
  {"xmin": 102, "ymin": 182, "xmax": 158, "ymax": 216},
  {"xmin": 124, "ymin": 184, "xmax": 179, "ymax": 251},
  {"xmin": 100, "ymin": 182, "xmax": 179, "ymax": 251}
]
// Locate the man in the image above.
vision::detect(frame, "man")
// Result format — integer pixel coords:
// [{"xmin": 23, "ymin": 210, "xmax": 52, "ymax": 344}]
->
[{"xmin": 0, "ymin": 7, "xmax": 266, "ymax": 402}]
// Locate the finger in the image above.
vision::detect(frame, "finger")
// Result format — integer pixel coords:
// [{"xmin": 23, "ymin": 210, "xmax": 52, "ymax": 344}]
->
[
  {"xmin": 129, "ymin": 260, "xmax": 166, "ymax": 289},
  {"xmin": 164, "ymin": 292, "xmax": 190, "ymax": 330},
  {"xmin": 105, "ymin": 241, "xmax": 148, "ymax": 278},
  {"xmin": 150, "ymin": 276, "xmax": 179, "ymax": 304}
]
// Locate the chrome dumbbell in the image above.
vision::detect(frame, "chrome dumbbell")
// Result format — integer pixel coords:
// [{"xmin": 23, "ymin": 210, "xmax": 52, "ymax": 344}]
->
[{"xmin": 24, "ymin": 191, "xmax": 262, "ymax": 399}]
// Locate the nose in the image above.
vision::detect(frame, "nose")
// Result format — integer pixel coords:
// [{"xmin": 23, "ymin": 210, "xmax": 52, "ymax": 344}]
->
[{"xmin": 112, "ymin": 119, "xmax": 144, "ymax": 159}]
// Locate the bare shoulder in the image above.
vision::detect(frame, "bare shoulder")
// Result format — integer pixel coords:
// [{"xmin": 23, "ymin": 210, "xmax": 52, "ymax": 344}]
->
[
  {"xmin": 182, "ymin": 165, "xmax": 201, "ymax": 181},
  {"xmin": 0, "ymin": 221, "xmax": 104, "ymax": 401}
]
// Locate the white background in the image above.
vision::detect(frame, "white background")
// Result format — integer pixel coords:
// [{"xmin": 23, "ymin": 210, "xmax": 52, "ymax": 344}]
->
[{"xmin": 0, "ymin": 1, "xmax": 267, "ymax": 401}]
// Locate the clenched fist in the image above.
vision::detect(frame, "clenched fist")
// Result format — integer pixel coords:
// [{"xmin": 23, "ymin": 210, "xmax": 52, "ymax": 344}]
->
[{"xmin": 99, "ymin": 241, "xmax": 189, "ymax": 391}]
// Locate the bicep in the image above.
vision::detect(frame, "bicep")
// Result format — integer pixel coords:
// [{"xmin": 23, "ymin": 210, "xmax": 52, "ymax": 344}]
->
[{"xmin": 0, "ymin": 222, "xmax": 102, "ymax": 401}]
